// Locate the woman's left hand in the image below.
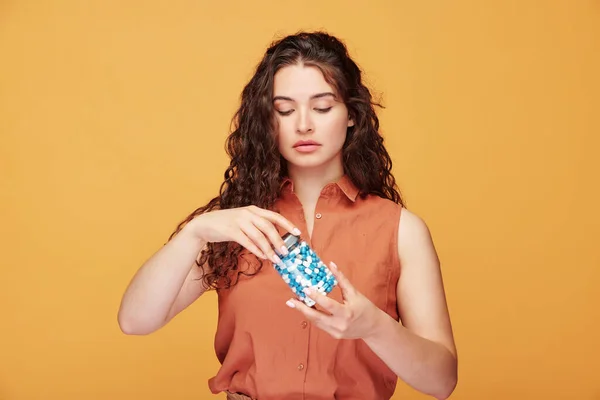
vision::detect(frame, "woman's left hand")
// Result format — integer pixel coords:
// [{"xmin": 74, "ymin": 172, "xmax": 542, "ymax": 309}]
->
[{"xmin": 285, "ymin": 261, "xmax": 384, "ymax": 340}]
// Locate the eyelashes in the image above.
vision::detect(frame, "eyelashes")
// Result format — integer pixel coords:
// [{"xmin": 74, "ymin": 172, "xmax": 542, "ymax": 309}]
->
[
  {"xmin": 276, "ymin": 107, "xmax": 333, "ymax": 116},
  {"xmin": 315, "ymin": 107, "xmax": 333, "ymax": 113}
]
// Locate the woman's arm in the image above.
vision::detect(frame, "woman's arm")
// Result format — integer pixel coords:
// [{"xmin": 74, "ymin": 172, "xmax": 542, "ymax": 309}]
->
[
  {"xmin": 117, "ymin": 221, "xmax": 209, "ymax": 335},
  {"xmin": 118, "ymin": 205, "xmax": 301, "ymax": 336},
  {"xmin": 362, "ymin": 209, "xmax": 457, "ymax": 399},
  {"xmin": 287, "ymin": 208, "xmax": 458, "ymax": 399}
]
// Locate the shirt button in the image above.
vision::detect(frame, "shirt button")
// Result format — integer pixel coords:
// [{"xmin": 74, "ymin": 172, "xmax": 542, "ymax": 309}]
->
[
  {"xmin": 301, "ymin": 321, "xmax": 308, "ymax": 329},
  {"xmin": 315, "ymin": 213, "xmax": 322, "ymax": 219},
  {"xmin": 298, "ymin": 363, "xmax": 304, "ymax": 371}
]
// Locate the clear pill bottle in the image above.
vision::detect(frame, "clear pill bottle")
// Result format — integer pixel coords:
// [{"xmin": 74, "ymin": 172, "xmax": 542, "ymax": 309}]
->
[{"xmin": 273, "ymin": 233, "xmax": 338, "ymax": 307}]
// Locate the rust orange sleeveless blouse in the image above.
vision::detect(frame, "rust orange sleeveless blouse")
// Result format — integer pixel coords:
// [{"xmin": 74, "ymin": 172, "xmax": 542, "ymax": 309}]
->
[{"xmin": 208, "ymin": 175, "xmax": 402, "ymax": 400}]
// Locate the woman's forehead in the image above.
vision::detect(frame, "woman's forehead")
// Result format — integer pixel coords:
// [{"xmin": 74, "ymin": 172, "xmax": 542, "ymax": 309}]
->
[{"xmin": 273, "ymin": 64, "xmax": 336, "ymax": 100}]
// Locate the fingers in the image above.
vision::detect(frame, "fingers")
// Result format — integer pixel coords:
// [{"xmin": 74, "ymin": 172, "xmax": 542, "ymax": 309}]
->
[
  {"xmin": 232, "ymin": 230, "xmax": 267, "ymax": 260},
  {"xmin": 247, "ymin": 206, "xmax": 301, "ymax": 236},
  {"xmin": 243, "ymin": 206, "xmax": 302, "ymax": 261},
  {"xmin": 250, "ymin": 215, "xmax": 289, "ymax": 257},
  {"xmin": 239, "ymin": 221, "xmax": 280, "ymax": 263},
  {"xmin": 329, "ymin": 262, "xmax": 355, "ymax": 299},
  {"xmin": 303, "ymin": 287, "xmax": 344, "ymax": 315},
  {"xmin": 229, "ymin": 205, "xmax": 303, "ymax": 262},
  {"xmin": 202, "ymin": 205, "xmax": 300, "ymax": 262},
  {"xmin": 286, "ymin": 298, "xmax": 326, "ymax": 323},
  {"xmin": 286, "ymin": 297, "xmax": 344, "ymax": 339}
]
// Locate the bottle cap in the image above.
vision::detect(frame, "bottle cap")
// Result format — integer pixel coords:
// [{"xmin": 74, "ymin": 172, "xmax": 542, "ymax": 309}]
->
[{"xmin": 281, "ymin": 232, "xmax": 300, "ymax": 251}]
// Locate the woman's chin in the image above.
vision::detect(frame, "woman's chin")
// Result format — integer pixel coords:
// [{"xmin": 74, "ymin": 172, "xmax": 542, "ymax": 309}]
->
[{"xmin": 285, "ymin": 157, "xmax": 342, "ymax": 173}]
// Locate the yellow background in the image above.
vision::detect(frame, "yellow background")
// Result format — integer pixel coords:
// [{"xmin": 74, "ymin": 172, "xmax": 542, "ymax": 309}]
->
[{"xmin": 1, "ymin": 1, "xmax": 599, "ymax": 399}]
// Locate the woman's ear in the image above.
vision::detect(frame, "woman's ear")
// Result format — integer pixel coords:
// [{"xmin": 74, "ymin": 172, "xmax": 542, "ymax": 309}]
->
[{"xmin": 347, "ymin": 116, "xmax": 355, "ymax": 127}]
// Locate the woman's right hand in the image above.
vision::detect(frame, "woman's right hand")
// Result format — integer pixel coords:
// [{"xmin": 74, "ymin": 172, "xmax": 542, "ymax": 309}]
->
[{"xmin": 188, "ymin": 205, "xmax": 300, "ymax": 263}]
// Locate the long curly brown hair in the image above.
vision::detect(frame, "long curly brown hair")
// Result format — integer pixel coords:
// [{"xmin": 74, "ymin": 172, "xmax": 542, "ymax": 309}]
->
[{"xmin": 170, "ymin": 31, "xmax": 404, "ymax": 290}]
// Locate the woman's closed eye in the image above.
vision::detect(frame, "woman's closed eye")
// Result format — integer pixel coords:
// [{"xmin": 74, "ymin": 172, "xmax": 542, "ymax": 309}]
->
[{"xmin": 276, "ymin": 107, "xmax": 333, "ymax": 116}]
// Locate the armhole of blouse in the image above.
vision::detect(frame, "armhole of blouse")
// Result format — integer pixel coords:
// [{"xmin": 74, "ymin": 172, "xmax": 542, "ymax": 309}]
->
[
  {"xmin": 391, "ymin": 205, "xmax": 403, "ymax": 278},
  {"xmin": 385, "ymin": 204, "xmax": 403, "ymax": 319}
]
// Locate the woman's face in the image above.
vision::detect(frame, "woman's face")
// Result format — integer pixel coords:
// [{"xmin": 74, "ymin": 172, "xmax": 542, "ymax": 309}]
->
[{"xmin": 273, "ymin": 64, "xmax": 354, "ymax": 174}]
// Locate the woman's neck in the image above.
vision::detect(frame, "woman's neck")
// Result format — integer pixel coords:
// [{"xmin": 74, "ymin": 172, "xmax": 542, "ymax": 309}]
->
[{"xmin": 287, "ymin": 162, "xmax": 344, "ymax": 207}]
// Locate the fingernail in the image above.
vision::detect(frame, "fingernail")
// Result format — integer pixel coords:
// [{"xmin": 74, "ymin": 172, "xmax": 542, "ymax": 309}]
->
[
  {"xmin": 330, "ymin": 262, "xmax": 337, "ymax": 270},
  {"xmin": 286, "ymin": 300, "xmax": 295, "ymax": 308},
  {"xmin": 292, "ymin": 228, "xmax": 301, "ymax": 236},
  {"xmin": 280, "ymin": 246, "xmax": 289, "ymax": 255},
  {"xmin": 272, "ymin": 254, "xmax": 282, "ymax": 264}
]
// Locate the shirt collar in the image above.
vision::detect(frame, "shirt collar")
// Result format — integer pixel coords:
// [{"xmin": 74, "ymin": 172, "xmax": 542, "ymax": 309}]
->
[{"xmin": 280, "ymin": 174, "xmax": 359, "ymax": 202}]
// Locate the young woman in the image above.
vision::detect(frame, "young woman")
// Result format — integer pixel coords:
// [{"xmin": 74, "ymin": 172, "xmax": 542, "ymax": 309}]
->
[{"xmin": 118, "ymin": 31, "xmax": 458, "ymax": 400}]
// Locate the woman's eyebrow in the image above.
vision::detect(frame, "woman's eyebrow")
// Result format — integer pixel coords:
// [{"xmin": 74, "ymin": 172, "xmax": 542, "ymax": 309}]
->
[{"xmin": 272, "ymin": 92, "xmax": 336, "ymax": 102}]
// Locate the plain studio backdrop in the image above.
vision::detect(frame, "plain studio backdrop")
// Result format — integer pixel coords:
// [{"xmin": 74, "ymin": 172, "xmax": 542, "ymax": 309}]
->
[{"xmin": 1, "ymin": 1, "xmax": 598, "ymax": 399}]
